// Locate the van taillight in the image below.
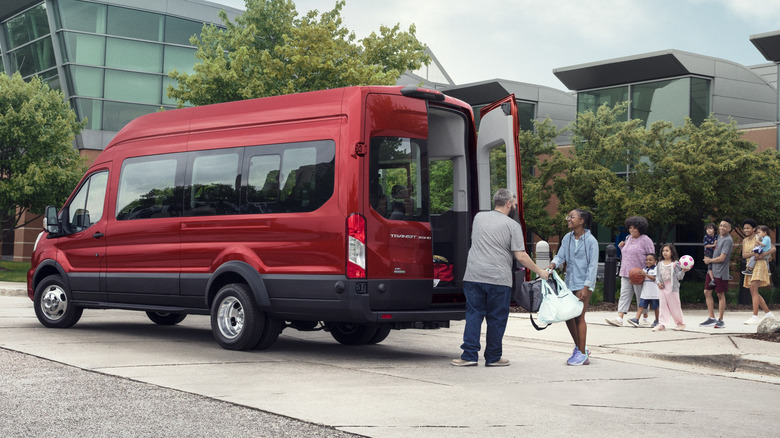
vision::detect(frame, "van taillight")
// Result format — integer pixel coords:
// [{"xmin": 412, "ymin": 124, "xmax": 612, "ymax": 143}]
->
[{"xmin": 346, "ymin": 213, "xmax": 366, "ymax": 279}]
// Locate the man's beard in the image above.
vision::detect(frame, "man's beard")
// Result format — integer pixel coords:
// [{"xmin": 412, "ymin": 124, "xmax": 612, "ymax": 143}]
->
[{"xmin": 508, "ymin": 206, "xmax": 517, "ymax": 219}]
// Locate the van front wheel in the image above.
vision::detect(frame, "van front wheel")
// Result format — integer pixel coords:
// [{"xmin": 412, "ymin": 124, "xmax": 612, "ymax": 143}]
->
[
  {"xmin": 34, "ymin": 275, "xmax": 83, "ymax": 328},
  {"xmin": 211, "ymin": 283, "xmax": 263, "ymax": 350},
  {"xmin": 329, "ymin": 324, "xmax": 377, "ymax": 345}
]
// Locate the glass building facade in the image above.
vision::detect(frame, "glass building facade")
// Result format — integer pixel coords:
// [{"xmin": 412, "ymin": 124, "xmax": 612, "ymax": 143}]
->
[
  {"xmin": 0, "ymin": 0, "xmax": 238, "ymax": 149},
  {"xmin": 577, "ymin": 76, "xmax": 711, "ymax": 127}
]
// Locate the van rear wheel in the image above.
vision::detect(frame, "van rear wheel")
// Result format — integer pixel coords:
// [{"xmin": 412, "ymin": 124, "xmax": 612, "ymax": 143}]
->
[
  {"xmin": 211, "ymin": 283, "xmax": 263, "ymax": 350},
  {"xmin": 329, "ymin": 323, "xmax": 377, "ymax": 345},
  {"xmin": 367, "ymin": 326, "xmax": 392, "ymax": 344},
  {"xmin": 34, "ymin": 275, "xmax": 83, "ymax": 328},
  {"xmin": 146, "ymin": 311, "xmax": 187, "ymax": 326}
]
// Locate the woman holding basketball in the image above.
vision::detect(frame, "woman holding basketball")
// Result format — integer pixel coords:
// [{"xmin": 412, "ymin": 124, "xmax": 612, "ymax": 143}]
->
[{"xmin": 606, "ymin": 216, "xmax": 656, "ymax": 327}]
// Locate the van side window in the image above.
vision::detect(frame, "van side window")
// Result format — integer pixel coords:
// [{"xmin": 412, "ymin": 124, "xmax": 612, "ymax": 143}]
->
[
  {"xmin": 116, "ymin": 155, "xmax": 183, "ymax": 220},
  {"xmin": 67, "ymin": 171, "xmax": 108, "ymax": 232},
  {"xmin": 369, "ymin": 137, "xmax": 429, "ymax": 222},
  {"xmin": 186, "ymin": 151, "xmax": 241, "ymax": 216},
  {"xmin": 243, "ymin": 140, "xmax": 335, "ymax": 214}
]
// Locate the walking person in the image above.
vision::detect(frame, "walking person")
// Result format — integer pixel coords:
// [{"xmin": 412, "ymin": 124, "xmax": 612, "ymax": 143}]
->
[
  {"xmin": 452, "ymin": 189, "xmax": 550, "ymax": 367},
  {"xmin": 739, "ymin": 220, "xmax": 776, "ymax": 325},
  {"xmin": 548, "ymin": 209, "xmax": 599, "ymax": 366},
  {"xmin": 606, "ymin": 216, "xmax": 655, "ymax": 327},
  {"xmin": 652, "ymin": 244, "xmax": 687, "ymax": 332},
  {"xmin": 700, "ymin": 219, "xmax": 734, "ymax": 328}
]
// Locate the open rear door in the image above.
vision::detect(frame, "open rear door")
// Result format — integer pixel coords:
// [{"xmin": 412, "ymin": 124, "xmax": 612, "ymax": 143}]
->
[{"xmin": 475, "ymin": 95, "xmax": 528, "ymax": 281}]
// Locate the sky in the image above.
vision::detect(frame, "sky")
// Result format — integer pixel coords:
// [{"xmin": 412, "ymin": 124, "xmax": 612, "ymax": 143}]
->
[{"xmin": 214, "ymin": 0, "xmax": 780, "ymax": 91}]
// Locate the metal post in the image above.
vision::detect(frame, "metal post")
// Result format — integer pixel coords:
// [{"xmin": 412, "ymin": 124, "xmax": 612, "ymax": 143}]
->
[{"xmin": 604, "ymin": 244, "xmax": 617, "ymax": 303}]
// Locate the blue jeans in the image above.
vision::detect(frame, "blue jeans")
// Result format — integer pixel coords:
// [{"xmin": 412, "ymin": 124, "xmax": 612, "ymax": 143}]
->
[{"xmin": 460, "ymin": 281, "xmax": 511, "ymax": 363}]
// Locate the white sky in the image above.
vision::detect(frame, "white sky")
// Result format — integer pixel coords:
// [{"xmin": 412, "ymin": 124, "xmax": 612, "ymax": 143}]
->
[{"xmin": 214, "ymin": 0, "xmax": 780, "ymax": 91}]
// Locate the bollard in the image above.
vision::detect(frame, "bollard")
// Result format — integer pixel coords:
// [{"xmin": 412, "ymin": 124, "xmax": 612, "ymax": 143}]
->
[
  {"xmin": 535, "ymin": 240, "xmax": 550, "ymax": 268},
  {"xmin": 604, "ymin": 244, "xmax": 617, "ymax": 303}
]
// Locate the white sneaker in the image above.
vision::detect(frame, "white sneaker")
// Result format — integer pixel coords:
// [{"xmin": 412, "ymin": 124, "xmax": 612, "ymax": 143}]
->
[
  {"xmin": 762, "ymin": 312, "xmax": 776, "ymax": 321},
  {"xmin": 605, "ymin": 318, "xmax": 623, "ymax": 327},
  {"xmin": 641, "ymin": 318, "xmax": 650, "ymax": 325},
  {"xmin": 744, "ymin": 315, "xmax": 760, "ymax": 325}
]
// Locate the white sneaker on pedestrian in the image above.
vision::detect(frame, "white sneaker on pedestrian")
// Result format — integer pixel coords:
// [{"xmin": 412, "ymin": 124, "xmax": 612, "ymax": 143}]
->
[
  {"xmin": 605, "ymin": 318, "xmax": 623, "ymax": 327},
  {"xmin": 763, "ymin": 312, "xmax": 776, "ymax": 321},
  {"xmin": 744, "ymin": 315, "xmax": 760, "ymax": 325}
]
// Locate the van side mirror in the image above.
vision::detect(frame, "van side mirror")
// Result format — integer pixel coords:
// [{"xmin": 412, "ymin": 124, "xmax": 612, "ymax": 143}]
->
[{"xmin": 44, "ymin": 206, "xmax": 60, "ymax": 235}]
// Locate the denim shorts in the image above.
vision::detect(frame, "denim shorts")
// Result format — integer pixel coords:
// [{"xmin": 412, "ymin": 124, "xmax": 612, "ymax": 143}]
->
[{"xmin": 639, "ymin": 298, "xmax": 659, "ymax": 309}]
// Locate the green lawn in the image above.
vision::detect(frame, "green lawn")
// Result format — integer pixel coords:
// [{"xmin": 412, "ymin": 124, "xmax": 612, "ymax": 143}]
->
[{"xmin": 0, "ymin": 261, "xmax": 30, "ymax": 283}]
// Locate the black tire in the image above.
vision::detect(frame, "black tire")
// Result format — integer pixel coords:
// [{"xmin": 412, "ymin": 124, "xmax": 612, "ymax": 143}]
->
[
  {"xmin": 254, "ymin": 316, "xmax": 283, "ymax": 350},
  {"xmin": 146, "ymin": 311, "xmax": 187, "ymax": 326},
  {"xmin": 211, "ymin": 283, "xmax": 263, "ymax": 351},
  {"xmin": 367, "ymin": 326, "xmax": 392, "ymax": 344},
  {"xmin": 329, "ymin": 323, "xmax": 378, "ymax": 345},
  {"xmin": 33, "ymin": 275, "xmax": 83, "ymax": 329}
]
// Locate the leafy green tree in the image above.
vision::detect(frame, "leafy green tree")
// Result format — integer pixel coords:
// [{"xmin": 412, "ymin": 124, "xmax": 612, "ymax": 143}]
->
[
  {"xmin": 0, "ymin": 73, "xmax": 87, "ymax": 245},
  {"xmin": 550, "ymin": 102, "xmax": 780, "ymax": 242},
  {"xmin": 518, "ymin": 118, "xmax": 566, "ymax": 240},
  {"xmin": 168, "ymin": 0, "xmax": 430, "ymax": 106}
]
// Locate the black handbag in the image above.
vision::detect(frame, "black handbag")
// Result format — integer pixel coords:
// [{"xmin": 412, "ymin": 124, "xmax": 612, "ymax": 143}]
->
[{"xmin": 513, "ymin": 278, "xmax": 555, "ymax": 331}]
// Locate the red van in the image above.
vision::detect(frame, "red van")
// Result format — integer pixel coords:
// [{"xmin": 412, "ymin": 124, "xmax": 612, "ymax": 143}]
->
[{"xmin": 27, "ymin": 86, "xmax": 526, "ymax": 350}]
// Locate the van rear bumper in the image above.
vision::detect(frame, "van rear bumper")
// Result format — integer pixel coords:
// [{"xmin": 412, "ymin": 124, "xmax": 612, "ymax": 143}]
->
[{"xmin": 263, "ymin": 276, "xmax": 465, "ymax": 326}]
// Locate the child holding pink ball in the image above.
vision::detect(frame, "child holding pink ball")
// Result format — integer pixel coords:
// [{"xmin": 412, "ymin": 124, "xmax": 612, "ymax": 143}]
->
[{"xmin": 652, "ymin": 243, "xmax": 687, "ymax": 332}]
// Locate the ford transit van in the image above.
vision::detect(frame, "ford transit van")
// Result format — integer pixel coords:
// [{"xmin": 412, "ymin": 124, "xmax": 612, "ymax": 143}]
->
[{"xmin": 28, "ymin": 86, "xmax": 527, "ymax": 350}]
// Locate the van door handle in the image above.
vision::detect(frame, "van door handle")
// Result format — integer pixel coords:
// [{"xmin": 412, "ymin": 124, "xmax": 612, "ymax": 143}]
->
[{"xmin": 93, "ymin": 232, "xmax": 104, "ymax": 239}]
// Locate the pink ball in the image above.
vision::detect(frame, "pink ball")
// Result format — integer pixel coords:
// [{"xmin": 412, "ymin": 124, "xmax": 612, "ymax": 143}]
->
[{"xmin": 679, "ymin": 255, "xmax": 694, "ymax": 270}]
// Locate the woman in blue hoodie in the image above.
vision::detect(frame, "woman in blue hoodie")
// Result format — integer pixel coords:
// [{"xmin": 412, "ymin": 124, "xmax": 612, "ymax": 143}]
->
[{"xmin": 548, "ymin": 209, "xmax": 599, "ymax": 366}]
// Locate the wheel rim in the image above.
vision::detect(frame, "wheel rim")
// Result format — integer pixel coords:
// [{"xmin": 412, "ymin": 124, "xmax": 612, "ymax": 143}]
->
[
  {"xmin": 40, "ymin": 285, "xmax": 68, "ymax": 321},
  {"xmin": 216, "ymin": 296, "xmax": 244, "ymax": 340}
]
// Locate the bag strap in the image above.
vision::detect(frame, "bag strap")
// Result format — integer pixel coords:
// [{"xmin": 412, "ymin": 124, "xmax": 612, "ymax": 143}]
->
[
  {"xmin": 529, "ymin": 312, "xmax": 549, "ymax": 330},
  {"xmin": 530, "ymin": 277, "xmax": 551, "ymax": 331}
]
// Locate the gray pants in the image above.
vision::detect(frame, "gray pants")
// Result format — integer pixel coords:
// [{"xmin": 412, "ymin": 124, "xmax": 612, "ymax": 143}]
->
[{"xmin": 618, "ymin": 277, "xmax": 643, "ymax": 314}]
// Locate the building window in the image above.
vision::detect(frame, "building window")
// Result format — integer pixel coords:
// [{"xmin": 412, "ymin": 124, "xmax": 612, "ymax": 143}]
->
[
  {"xmin": 4, "ymin": 4, "xmax": 50, "ymax": 49},
  {"xmin": 577, "ymin": 86, "xmax": 629, "ymax": 120},
  {"xmin": 577, "ymin": 77, "xmax": 711, "ymax": 127},
  {"xmin": 105, "ymin": 38, "xmax": 163, "ymax": 73},
  {"xmin": 106, "ymin": 6, "xmax": 163, "ymax": 42},
  {"xmin": 57, "ymin": 0, "xmax": 107, "ymax": 33},
  {"xmin": 104, "ymin": 70, "xmax": 161, "ymax": 104},
  {"xmin": 61, "ymin": 32, "xmax": 105, "ymax": 65}
]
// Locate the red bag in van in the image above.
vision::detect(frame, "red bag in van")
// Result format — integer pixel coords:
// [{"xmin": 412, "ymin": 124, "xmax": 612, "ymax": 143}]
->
[{"xmin": 433, "ymin": 256, "xmax": 454, "ymax": 283}]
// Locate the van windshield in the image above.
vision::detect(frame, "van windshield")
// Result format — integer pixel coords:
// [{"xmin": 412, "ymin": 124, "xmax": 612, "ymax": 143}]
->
[{"xmin": 369, "ymin": 137, "xmax": 429, "ymax": 222}]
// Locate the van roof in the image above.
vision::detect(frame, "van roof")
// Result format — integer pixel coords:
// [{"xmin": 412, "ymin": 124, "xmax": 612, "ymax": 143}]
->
[{"xmin": 108, "ymin": 86, "xmax": 468, "ymax": 149}]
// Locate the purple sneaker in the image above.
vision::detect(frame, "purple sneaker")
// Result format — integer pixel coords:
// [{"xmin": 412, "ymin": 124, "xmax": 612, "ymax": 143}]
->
[{"xmin": 567, "ymin": 348, "xmax": 589, "ymax": 366}]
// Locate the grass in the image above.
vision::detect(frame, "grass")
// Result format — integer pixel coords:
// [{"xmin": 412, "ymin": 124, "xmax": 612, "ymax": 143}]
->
[{"xmin": 0, "ymin": 261, "xmax": 30, "ymax": 283}]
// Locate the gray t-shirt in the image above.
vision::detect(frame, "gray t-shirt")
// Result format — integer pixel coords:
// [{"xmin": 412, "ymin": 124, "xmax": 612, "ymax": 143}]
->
[
  {"xmin": 463, "ymin": 210, "xmax": 525, "ymax": 287},
  {"xmin": 711, "ymin": 234, "xmax": 733, "ymax": 280}
]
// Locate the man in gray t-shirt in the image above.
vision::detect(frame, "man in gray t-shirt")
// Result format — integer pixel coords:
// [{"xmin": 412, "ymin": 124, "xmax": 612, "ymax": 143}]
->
[
  {"xmin": 452, "ymin": 189, "xmax": 549, "ymax": 368},
  {"xmin": 700, "ymin": 219, "xmax": 733, "ymax": 328}
]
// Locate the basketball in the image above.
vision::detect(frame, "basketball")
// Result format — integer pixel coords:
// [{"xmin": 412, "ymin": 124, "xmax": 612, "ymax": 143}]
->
[
  {"xmin": 679, "ymin": 255, "xmax": 694, "ymax": 270},
  {"xmin": 629, "ymin": 267, "xmax": 645, "ymax": 285}
]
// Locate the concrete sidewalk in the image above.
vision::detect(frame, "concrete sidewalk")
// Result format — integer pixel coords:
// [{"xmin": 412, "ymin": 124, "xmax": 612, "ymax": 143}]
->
[{"xmin": 4, "ymin": 280, "xmax": 779, "ymax": 381}]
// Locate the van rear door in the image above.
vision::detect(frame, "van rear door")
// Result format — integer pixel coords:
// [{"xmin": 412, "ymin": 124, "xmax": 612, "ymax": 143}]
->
[
  {"xmin": 363, "ymin": 92, "xmax": 432, "ymax": 309},
  {"xmin": 474, "ymin": 95, "xmax": 528, "ymax": 279}
]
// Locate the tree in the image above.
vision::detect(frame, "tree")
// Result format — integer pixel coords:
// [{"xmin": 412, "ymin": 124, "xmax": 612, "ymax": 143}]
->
[
  {"xmin": 168, "ymin": 0, "xmax": 430, "ymax": 106},
  {"xmin": 0, "ymin": 73, "xmax": 87, "ymax": 245},
  {"xmin": 549, "ymin": 102, "xmax": 780, "ymax": 243},
  {"xmin": 517, "ymin": 118, "xmax": 567, "ymax": 240}
]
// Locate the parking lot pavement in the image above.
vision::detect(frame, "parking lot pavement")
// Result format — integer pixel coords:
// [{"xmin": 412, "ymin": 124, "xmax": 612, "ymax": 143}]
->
[
  {"xmin": 0, "ymin": 348, "xmax": 361, "ymax": 438},
  {"xmin": 2, "ymin": 294, "xmax": 780, "ymax": 437}
]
